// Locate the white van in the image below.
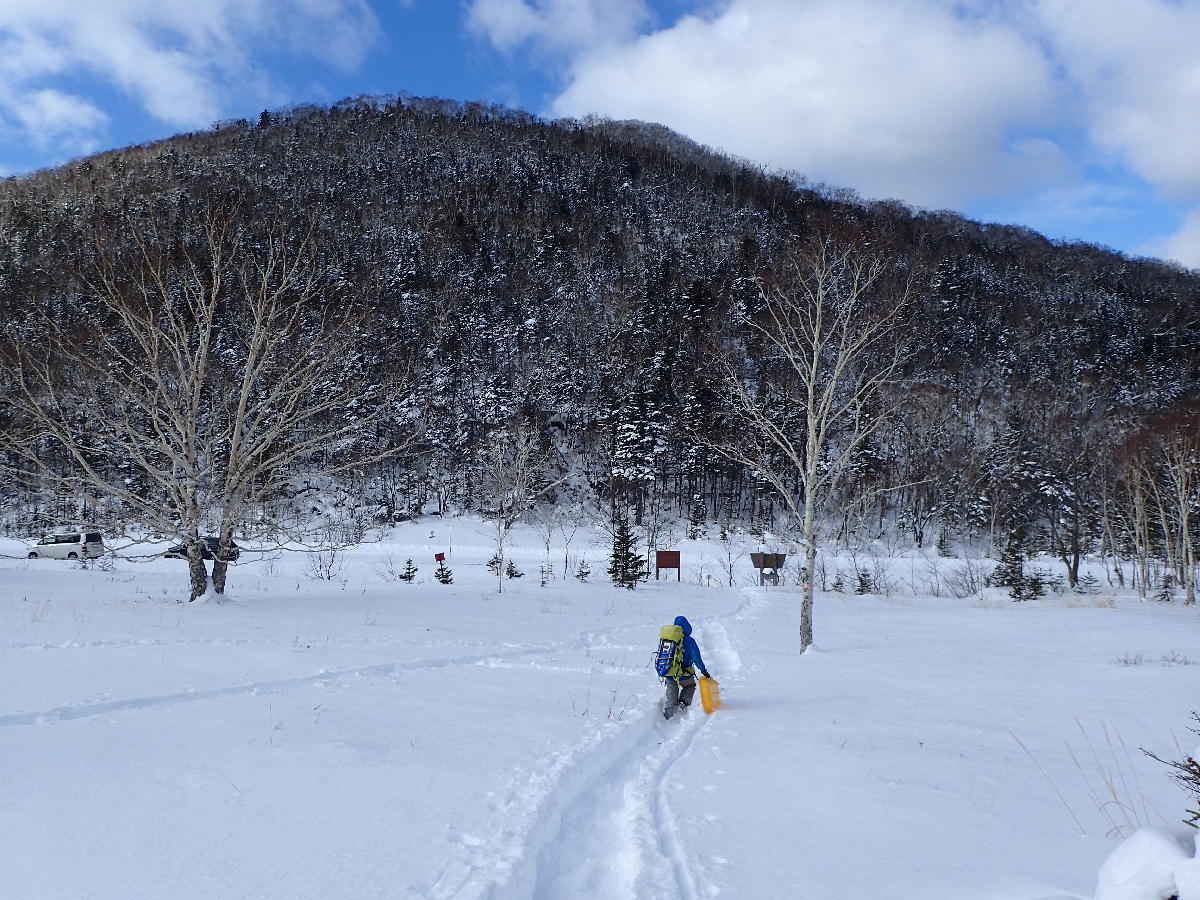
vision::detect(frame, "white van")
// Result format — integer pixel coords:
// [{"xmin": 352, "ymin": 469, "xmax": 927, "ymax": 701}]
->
[{"xmin": 27, "ymin": 531, "xmax": 106, "ymax": 560}]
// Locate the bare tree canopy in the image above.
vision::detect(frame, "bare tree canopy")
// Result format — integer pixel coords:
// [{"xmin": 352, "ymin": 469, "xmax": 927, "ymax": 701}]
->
[
  {"xmin": 1, "ymin": 208, "xmax": 417, "ymax": 601},
  {"xmin": 478, "ymin": 422, "xmax": 562, "ymax": 593},
  {"xmin": 698, "ymin": 238, "xmax": 916, "ymax": 650}
]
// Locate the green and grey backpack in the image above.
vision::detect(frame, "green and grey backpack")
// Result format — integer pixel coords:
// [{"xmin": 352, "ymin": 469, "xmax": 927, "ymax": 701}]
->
[{"xmin": 654, "ymin": 625, "xmax": 685, "ymax": 679}]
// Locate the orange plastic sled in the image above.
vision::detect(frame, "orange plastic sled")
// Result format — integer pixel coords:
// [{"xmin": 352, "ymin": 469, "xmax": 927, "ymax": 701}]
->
[{"xmin": 699, "ymin": 676, "xmax": 721, "ymax": 714}]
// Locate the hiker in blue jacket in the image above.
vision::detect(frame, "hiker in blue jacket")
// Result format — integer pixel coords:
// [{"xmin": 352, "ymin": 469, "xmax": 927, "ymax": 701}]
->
[{"xmin": 663, "ymin": 615, "xmax": 711, "ymax": 719}]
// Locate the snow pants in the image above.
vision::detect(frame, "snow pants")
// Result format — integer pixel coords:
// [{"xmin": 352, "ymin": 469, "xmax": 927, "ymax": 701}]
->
[{"xmin": 663, "ymin": 675, "xmax": 696, "ymax": 719}]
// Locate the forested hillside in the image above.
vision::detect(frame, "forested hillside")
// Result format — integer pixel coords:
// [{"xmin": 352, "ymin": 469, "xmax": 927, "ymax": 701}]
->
[{"xmin": 1, "ymin": 94, "xmax": 1197, "ymax": 599}]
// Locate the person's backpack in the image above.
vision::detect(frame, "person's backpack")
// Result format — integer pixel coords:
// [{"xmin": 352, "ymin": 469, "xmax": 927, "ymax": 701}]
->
[{"xmin": 655, "ymin": 624, "xmax": 685, "ymax": 679}]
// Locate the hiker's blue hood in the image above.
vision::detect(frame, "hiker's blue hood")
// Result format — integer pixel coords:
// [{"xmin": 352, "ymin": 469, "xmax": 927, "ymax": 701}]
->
[{"xmin": 673, "ymin": 615, "xmax": 692, "ymax": 636}]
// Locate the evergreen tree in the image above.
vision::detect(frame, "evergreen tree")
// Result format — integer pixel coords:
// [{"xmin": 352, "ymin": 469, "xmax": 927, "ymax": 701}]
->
[
  {"xmin": 687, "ymin": 494, "xmax": 707, "ymax": 540},
  {"xmin": 399, "ymin": 559, "xmax": 418, "ymax": 583},
  {"xmin": 607, "ymin": 514, "xmax": 647, "ymax": 589},
  {"xmin": 1156, "ymin": 574, "xmax": 1177, "ymax": 603},
  {"xmin": 936, "ymin": 529, "xmax": 957, "ymax": 558},
  {"xmin": 1012, "ymin": 567, "xmax": 1045, "ymax": 602},
  {"xmin": 434, "ymin": 562, "xmax": 454, "ymax": 584},
  {"xmin": 990, "ymin": 526, "xmax": 1027, "ymax": 590},
  {"xmin": 855, "ymin": 569, "xmax": 873, "ymax": 595},
  {"xmin": 990, "ymin": 525, "xmax": 1038, "ymax": 601}
]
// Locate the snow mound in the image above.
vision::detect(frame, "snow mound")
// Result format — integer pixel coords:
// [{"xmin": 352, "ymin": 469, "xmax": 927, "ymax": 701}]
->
[{"xmin": 1095, "ymin": 827, "xmax": 1195, "ymax": 900}]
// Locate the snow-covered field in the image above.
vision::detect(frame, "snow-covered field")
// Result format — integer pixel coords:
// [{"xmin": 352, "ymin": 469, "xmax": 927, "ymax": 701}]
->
[{"xmin": 1, "ymin": 519, "xmax": 1198, "ymax": 899}]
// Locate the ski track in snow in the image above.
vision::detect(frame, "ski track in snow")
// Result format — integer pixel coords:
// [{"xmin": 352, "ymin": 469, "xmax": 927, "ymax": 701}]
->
[
  {"xmin": 1, "ymin": 635, "xmax": 490, "ymax": 652},
  {"xmin": 429, "ymin": 591, "xmax": 759, "ymax": 899},
  {"xmin": 0, "ymin": 623, "xmax": 640, "ymax": 728},
  {"xmin": 427, "ymin": 701, "xmax": 712, "ymax": 899}
]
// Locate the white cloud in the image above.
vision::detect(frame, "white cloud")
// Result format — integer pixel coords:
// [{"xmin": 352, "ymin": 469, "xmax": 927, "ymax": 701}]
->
[
  {"xmin": 9, "ymin": 88, "xmax": 108, "ymax": 150},
  {"xmin": 540, "ymin": 0, "xmax": 1061, "ymax": 208},
  {"xmin": 1160, "ymin": 208, "xmax": 1200, "ymax": 270},
  {"xmin": 470, "ymin": 0, "xmax": 1200, "ymax": 235},
  {"xmin": 1033, "ymin": 0, "xmax": 1200, "ymax": 199},
  {"xmin": 467, "ymin": 0, "xmax": 652, "ymax": 58},
  {"xmin": 472, "ymin": 0, "xmax": 1200, "ymax": 264},
  {"xmin": 0, "ymin": 0, "xmax": 379, "ymax": 158}
]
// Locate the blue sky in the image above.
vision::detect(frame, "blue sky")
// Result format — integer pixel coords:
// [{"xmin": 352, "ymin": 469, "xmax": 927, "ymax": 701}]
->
[{"xmin": 2, "ymin": 0, "xmax": 1199, "ymax": 269}]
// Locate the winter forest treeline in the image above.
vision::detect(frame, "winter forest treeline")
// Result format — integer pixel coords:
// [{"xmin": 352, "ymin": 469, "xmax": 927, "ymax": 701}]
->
[{"xmin": 1, "ymin": 94, "xmax": 1198, "ymax": 601}]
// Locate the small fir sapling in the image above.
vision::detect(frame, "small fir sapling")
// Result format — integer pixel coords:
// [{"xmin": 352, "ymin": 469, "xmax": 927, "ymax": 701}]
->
[
  {"xmin": 607, "ymin": 514, "xmax": 646, "ymax": 589},
  {"xmin": 505, "ymin": 560, "xmax": 524, "ymax": 579},
  {"xmin": 989, "ymin": 526, "xmax": 1027, "ymax": 590},
  {"xmin": 1040, "ymin": 569, "xmax": 1066, "ymax": 593},
  {"xmin": 1010, "ymin": 570, "xmax": 1045, "ymax": 603},
  {"xmin": 400, "ymin": 559, "xmax": 418, "ymax": 583},
  {"xmin": 434, "ymin": 562, "xmax": 454, "ymax": 584},
  {"xmin": 989, "ymin": 525, "xmax": 1046, "ymax": 601},
  {"xmin": 487, "ymin": 552, "xmax": 503, "ymax": 575},
  {"xmin": 687, "ymin": 496, "xmax": 707, "ymax": 540},
  {"xmin": 1155, "ymin": 574, "xmax": 1177, "ymax": 603},
  {"xmin": 936, "ymin": 529, "xmax": 957, "ymax": 558},
  {"xmin": 855, "ymin": 569, "xmax": 873, "ymax": 595},
  {"xmin": 575, "ymin": 559, "xmax": 591, "ymax": 582}
]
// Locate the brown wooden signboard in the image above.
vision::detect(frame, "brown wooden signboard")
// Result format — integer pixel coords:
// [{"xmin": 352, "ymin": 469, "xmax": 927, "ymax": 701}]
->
[
  {"xmin": 655, "ymin": 550, "xmax": 681, "ymax": 581},
  {"xmin": 750, "ymin": 552, "xmax": 787, "ymax": 586}
]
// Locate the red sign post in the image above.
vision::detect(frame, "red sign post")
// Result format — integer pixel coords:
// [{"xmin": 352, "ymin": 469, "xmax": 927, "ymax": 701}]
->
[{"xmin": 655, "ymin": 550, "xmax": 681, "ymax": 581}]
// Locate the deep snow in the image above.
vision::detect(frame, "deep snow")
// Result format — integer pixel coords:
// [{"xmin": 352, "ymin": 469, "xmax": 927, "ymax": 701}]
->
[{"xmin": 1, "ymin": 519, "xmax": 1198, "ymax": 898}]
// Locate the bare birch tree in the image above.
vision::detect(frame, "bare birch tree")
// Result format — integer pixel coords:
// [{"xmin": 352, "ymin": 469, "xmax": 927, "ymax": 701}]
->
[
  {"xmin": 478, "ymin": 422, "xmax": 560, "ymax": 594},
  {"xmin": 1110, "ymin": 409, "xmax": 1200, "ymax": 605},
  {"xmin": 1158, "ymin": 421, "xmax": 1198, "ymax": 605},
  {"xmin": 1126, "ymin": 411, "xmax": 1200, "ymax": 604},
  {"xmin": 1, "ymin": 211, "xmax": 415, "ymax": 601},
  {"xmin": 698, "ymin": 239, "xmax": 915, "ymax": 651}
]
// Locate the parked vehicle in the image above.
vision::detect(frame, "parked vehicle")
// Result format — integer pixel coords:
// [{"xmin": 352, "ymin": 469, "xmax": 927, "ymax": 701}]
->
[
  {"xmin": 164, "ymin": 537, "xmax": 240, "ymax": 561},
  {"xmin": 27, "ymin": 531, "xmax": 105, "ymax": 560}
]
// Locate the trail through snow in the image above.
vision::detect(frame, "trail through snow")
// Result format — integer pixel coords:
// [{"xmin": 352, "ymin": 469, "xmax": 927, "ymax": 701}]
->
[{"xmin": 432, "ymin": 592, "xmax": 757, "ymax": 900}]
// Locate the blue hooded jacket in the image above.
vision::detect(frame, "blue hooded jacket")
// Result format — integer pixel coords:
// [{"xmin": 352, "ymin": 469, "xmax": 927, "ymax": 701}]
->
[{"xmin": 673, "ymin": 615, "xmax": 708, "ymax": 677}]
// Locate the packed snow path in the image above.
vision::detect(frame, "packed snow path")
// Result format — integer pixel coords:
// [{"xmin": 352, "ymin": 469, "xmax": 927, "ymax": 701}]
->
[{"xmin": 432, "ymin": 596, "xmax": 755, "ymax": 900}]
